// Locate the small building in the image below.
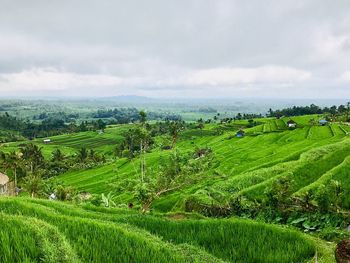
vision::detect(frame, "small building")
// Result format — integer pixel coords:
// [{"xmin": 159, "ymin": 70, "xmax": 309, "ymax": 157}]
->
[
  {"xmin": 287, "ymin": 120, "xmax": 297, "ymax": 128},
  {"xmin": 43, "ymin": 139, "xmax": 51, "ymax": 144},
  {"xmin": 319, "ymin": 119, "xmax": 328, "ymax": 126},
  {"xmin": 236, "ymin": 129, "xmax": 245, "ymax": 138},
  {"xmin": 49, "ymin": 193, "xmax": 57, "ymax": 200},
  {"xmin": 0, "ymin": 172, "xmax": 9, "ymax": 195}
]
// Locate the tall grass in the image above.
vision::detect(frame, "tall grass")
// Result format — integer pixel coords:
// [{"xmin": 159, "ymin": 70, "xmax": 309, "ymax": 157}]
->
[{"xmin": 0, "ymin": 197, "xmax": 320, "ymax": 263}]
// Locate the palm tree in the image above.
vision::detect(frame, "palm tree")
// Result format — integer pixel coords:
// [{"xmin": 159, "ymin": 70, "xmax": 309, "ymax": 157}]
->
[
  {"xmin": 5, "ymin": 151, "xmax": 23, "ymax": 188},
  {"xmin": 21, "ymin": 144, "xmax": 44, "ymax": 173},
  {"xmin": 78, "ymin": 147, "xmax": 88, "ymax": 162},
  {"xmin": 52, "ymin": 148, "xmax": 65, "ymax": 162},
  {"xmin": 137, "ymin": 128, "xmax": 151, "ymax": 183}
]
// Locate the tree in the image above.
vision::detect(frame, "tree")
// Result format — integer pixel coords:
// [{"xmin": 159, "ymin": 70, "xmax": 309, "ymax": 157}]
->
[
  {"xmin": 20, "ymin": 144, "xmax": 44, "ymax": 173},
  {"xmin": 265, "ymin": 176, "xmax": 293, "ymax": 211},
  {"xmin": 52, "ymin": 149, "xmax": 65, "ymax": 162},
  {"xmin": 169, "ymin": 121, "xmax": 183, "ymax": 148},
  {"xmin": 197, "ymin": 118, "xmax": 205, "ymax": 130},
  {"xmin": 137, "ymin": 128, "xmax": 151, "ymax": 183},
  {"xmin": 0, "ymin": 151, "xmax": 23, "ymax": 188},
  {"xmin": 79, "ymin": 121, "xmax": 88, "ymax": 132},
  {"xmin": 329, "ymin": 180, "xmax": 343, "ymax": 212},
  {"xmin": 315, "ymin": 184, "xmax": 331, "ymax": 213},
  {"xmin": 139, "ymin": 111, "xmax": 147, "ymax": 126},
  {"xmin": 134, "ymin": 149, "xmax": 215, "ymax": 212},
  {"xmin": 97, "ymin": 119, "xmax": 106, "ymax": 131},
  {"xmin": 78, "ymin": 147, "xmax": 88, "ymax": 162},
  {"xmin": 315, "ymin": 180, "xmax": 343, "ymax": 213},
  {"xmin": 24, "ymin": 173, "xmax": 45, "ymax": 198},
  {"xmin": 4, "ymin": 151, "xmax": 23, "ymax": 188}
]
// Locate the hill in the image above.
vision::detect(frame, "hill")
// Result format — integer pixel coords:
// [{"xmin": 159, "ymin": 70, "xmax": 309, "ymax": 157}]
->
[
  {"xmin": 56, "ymin": 118, "xmax": 350, "ymax": 212},
  {"xmin": 1, "ymin": 115, "xmax": 350, "ymax": 262}
]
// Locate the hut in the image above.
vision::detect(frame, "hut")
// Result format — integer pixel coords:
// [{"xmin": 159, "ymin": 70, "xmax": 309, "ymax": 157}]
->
[
  {"xmin": 43, "ymin": 139, "xmax": 51, "ymax": 144},
  {"xmin": 319, "ymin": 119, "xmax": 328, "ymax": 126},
  {"xmin": 236, "ymin": 129, "xmax": 245, "ymax": 138},
  {"xmin": 287, "ymin": 120, "xmax": 297, "ymax": 128},
  {"xmin": 0, "ymin": 172, "xmax": 9, "ymax": 195}
]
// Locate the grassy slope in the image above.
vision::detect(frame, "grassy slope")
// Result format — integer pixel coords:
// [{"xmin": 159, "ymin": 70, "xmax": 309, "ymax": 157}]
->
[
  {"xmin": 57, "ymin": 119, "xmax": 350, "ymax": 212},
  {"xmin": 0, "ymin": 125, "xmax": 131, "ymax": 158},
  {"xmin": 2, "ymin": 117, "xmax": 347, "ymax": 262},
  {"xmin": 0, "ymin": 197, "xmax": 334, "ymax": 263}
]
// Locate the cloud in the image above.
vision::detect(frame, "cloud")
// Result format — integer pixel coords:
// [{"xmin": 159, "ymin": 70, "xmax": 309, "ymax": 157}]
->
[
  {"xmin": 0, "ymin": 0, "xmax": 349, "ymax": 98},
  {"xmin": 184, "ymin": 66, "xmax": 311, "ymax": 86},
  {"xmin": 339, "ymin": 71, "xmax": 350, "ymax": 82},
  {"xmin": 0, "ymin": 65, "xmax": 311, "ymax": 90},
  {"xmin": 0, "ymin": 68, "xmax": 123, "ymax": 91}
]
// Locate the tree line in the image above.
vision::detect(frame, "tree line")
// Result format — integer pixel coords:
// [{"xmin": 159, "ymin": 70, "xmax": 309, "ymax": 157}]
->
[
  {"xmin": 92, "ymin": 108, "xmax": 181, "ymax": 123},
  {"xmin": 0, "ymin": 112, "xmax": 107, "ymax": 139},
  {"xmin": 0, "ymin": 143, "xmax": 107, "ymax": 199},
  {"xmin": 268, "ymin": 103, "xmax": 350, "ymax": 118}
]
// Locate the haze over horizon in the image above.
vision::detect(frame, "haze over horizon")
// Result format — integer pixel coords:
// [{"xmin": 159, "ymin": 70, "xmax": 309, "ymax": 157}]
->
[{"xmin": 0, "ymin": 0, "xmax": 350, "ymax": 99}]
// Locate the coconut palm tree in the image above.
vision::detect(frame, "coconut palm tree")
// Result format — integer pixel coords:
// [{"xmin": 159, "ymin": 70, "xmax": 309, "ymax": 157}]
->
[
  {"xmin": 5, "ymin": 151, "xmax": 23, "ymax": 188},
  {"xmin": 20, "ymin": 143, "xmax": 44, "ymax": 173}
]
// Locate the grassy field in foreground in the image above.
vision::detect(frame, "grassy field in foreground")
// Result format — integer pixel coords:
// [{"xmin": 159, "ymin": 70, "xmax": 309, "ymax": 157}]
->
[{"xmin": 0, "ymin": 197, "xmax": 334, "ymax": 263}]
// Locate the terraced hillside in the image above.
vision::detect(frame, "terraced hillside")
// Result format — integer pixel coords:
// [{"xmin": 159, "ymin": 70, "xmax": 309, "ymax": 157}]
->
[
  {"xmin": 1, "ymin": 116, "xmax": 349, "ymax": 262},
  {"xmin": 0, "ymin": 124, "xmax": 131, "ymax": 158},
  {"xmin": 0, "ymin": 197, "xmax": 334, "ymax": 263},
  {"xmin": 57, "ymin": 119, "xmax": 350, "ymax": 213}
]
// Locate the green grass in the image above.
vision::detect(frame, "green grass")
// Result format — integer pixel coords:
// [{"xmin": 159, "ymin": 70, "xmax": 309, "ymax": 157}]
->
[
  {"xmin": 57, "ymin": 121, "xmax": 350, "ymax": 214},
  {"xmin": 0, "ymin": 213, "xmax": 79, "ymax": 263},
  {"xmin": 1, "ymin": 125, "xmax": 130, "ymax": 158},
  {"xmin": 3, "ymin": 116, "xmax": 348, "ymax": 262},
  {"xmin": 0, "ymin": 197, "xmax": 331, "ymax": 263}
]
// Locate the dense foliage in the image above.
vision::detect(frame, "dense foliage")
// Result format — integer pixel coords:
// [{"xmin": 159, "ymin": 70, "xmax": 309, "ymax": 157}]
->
[{"xmin": 268, "ymin": 103, "xmax": 350, "ymax": 118}]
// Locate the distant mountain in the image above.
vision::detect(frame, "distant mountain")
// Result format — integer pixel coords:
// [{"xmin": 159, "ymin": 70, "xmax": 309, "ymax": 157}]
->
[{"xmin": 98, "ymin": 95, "xmax": 156, "ymax": 103}]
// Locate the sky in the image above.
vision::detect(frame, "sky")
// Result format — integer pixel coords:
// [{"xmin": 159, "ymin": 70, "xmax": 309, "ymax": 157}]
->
[{"xmin": 0, "ymin": 0, "xmax": 350, "ymax": 99}]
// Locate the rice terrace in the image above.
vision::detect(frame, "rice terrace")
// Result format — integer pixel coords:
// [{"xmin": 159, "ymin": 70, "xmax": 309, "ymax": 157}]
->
[
  {"xmin": 1, "ymin": 1, "xmax": 350, "ymax": 262},
  {"xmin": 1, "ymin": 103, "xmax": 350, "ymax": 263}
]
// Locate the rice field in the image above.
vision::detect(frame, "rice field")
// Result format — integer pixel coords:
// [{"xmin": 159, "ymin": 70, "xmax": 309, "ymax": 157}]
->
[
  {"xmin": 2, "ymin": 116, "xmax": 350, "ymax": 262},
  {"xmin": 0, "ymin": 197, "xmax": 333, "ymax": 263},
  {"xmin": 0, "ymin": 125, "xmax": 131, "ymax": 158},
  {"xmin": 58, "ymin": 119, "xmax": 350, "ymax": 210}
]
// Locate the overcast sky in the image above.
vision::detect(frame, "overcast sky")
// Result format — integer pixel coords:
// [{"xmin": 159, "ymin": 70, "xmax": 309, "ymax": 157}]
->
[{"xmin": 0, "ymin": 0, "xmax": 350, "ymax": 98}]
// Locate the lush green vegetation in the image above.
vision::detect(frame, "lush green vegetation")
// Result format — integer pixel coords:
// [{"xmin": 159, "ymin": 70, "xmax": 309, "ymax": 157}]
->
[
  {"xmin": 2, "ymin": 102, "xmax": 350, "ymax": 262},
  {"xmin": 0, "ymin": 197, "xmax": 330, "ymax": 262}
]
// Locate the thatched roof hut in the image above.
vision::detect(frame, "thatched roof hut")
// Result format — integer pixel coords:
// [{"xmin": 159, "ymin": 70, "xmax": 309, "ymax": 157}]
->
[
  {"xmin": 0, "ymin": 172, "xmax": 9, "ymax": 195},
  {"xmin": 0, "ymin": 172, "xmax": 9, "ymax": 186}
]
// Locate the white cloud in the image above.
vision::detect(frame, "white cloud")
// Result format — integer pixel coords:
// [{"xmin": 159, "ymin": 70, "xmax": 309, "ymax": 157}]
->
[
  {"xmin": 0, "ymin": 68, "xmax": 123, "ymax": 91},
  {"xmin": 339, "ymin": 71, "xmax": 350, "ymax": 82},
  {"xmin": 0, "ymin": 1, "xmax": 349, "ymax": 98},
  {"xmin": 311, "ymin": 29, "xmax": 350, "ymax": 63},
  {"xmin": 183, "ymin": 66, "xmax": 311, "ymax": 86},
  {"xmin": 0, "ymin": 65, "xmax": 312, "ymax": 94}
]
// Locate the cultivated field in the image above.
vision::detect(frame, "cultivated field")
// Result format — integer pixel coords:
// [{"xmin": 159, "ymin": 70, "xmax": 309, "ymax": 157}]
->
[
  {"xmin": 1, "ymin": 116, "xmax": 349, "ymax": 262},
  {"xmin": 57, "ymin": 118, "xmax": 350, "ymax": 213},
  {"xmin": 0, "ymin": 197, "xmax": 333, "ymax": 263}
]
